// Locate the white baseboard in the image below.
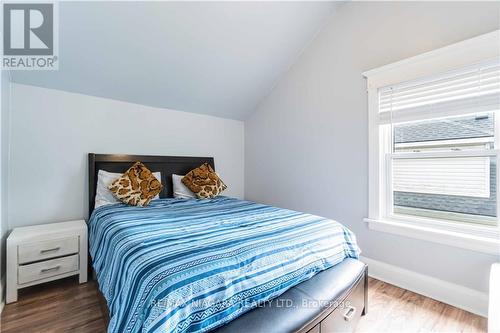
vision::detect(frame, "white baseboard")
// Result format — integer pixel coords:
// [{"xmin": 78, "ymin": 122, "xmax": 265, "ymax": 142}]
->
[
  {"xmin": 489, "ymin": 263, "xmax": 499, "ymax": 332},
  {"xmin": 360, "ymin": 255, "xmax": 488, "ymax": 317}
]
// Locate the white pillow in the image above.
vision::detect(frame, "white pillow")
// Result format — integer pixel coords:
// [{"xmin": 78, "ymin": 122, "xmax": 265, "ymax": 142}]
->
[
  {"xmin": 172, "ymin": 174, "xmax": 196, "ymax": 199},
  {"xmin": 95, "ymin": 170, "xmax": 162, "ymax": 208}
]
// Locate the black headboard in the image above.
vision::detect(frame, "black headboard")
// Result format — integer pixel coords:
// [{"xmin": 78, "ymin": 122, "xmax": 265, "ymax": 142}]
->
[{"xmin": 88, "ymin": 153, "xmax": 214, "ymax": 216}]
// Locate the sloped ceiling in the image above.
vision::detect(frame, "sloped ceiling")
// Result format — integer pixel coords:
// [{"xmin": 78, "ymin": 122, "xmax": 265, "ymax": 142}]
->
[{"xmin": 10, "ymin": 1, "xmax": 338, "ymax": 120}]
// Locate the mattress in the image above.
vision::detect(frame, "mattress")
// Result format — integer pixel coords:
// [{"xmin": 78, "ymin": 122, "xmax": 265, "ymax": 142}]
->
[{"xmin": 89, "ymin": 197, "xmax": 360, "ymax": 333}]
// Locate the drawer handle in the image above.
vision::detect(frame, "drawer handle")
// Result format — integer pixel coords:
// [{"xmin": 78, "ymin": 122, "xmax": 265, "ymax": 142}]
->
[
  {"xmin": 343, "ymin": 306, "xmax": 357, "ymax": 322},
  {"xmin": 41, "ymin": 265, "xmax": 61, "ymax": 273},
  {"xmin": 40, "ymin": 247, "xmax": 60, "ymax": 254}
]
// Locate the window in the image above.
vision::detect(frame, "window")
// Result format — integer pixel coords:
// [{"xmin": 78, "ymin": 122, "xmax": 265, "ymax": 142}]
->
[
  {"xmin": 364, "ymin": 30, "xmax": 500, "ymax": 254},
  {"xmin": 392, "ymin": 113, "xmax": 497, "ymax": 226}
]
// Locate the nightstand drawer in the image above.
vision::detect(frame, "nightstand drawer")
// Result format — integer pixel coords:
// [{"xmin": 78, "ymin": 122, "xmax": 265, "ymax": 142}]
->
[
  {"xmin": 18, "ymin": 254, "xmax": 79, "ymax": 284},
  {"xmin": 18, "ymin": 236, "xmax": 79, "ymax": 264}
]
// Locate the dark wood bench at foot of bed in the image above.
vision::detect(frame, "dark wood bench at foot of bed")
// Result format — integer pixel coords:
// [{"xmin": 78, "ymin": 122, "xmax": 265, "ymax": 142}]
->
[{"xmin": 213, "ymin": 258, "xmax": 367, "ymax": 333}]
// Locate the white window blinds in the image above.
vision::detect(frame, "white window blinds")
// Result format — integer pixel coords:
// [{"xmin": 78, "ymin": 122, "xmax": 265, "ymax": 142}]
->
[{"xmin": 378, "ymin": 60, "xmax": 500, "ymax": 123}]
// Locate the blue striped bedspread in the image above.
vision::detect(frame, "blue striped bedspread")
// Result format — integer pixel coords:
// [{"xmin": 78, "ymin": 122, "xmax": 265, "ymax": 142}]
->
[{"xmin": 89, "ymin": 196, "xmax": 360, "ymax": 333}]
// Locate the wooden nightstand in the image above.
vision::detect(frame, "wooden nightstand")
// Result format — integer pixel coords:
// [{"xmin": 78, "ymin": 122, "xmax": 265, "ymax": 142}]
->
[{"xmin": 6, "ymin": 220, "xmax": 88, "ymax": 304}]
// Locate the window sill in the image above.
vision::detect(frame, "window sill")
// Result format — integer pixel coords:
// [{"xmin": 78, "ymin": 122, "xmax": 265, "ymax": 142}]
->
[{"xmin": 364, "ymin": 217, "xmax": 500, "ymax": 255}]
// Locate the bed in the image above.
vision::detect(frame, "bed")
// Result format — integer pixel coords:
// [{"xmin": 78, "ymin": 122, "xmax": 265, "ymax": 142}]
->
[{"xmin": 88, "ymin": 153, "xmax": 368, "ymax": 333}]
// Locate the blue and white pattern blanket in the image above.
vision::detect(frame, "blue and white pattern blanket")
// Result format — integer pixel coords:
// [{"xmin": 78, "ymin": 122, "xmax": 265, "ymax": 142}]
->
[{"xmin": 89, "ymin": 197, "xmax": 360, "ymax": 333}]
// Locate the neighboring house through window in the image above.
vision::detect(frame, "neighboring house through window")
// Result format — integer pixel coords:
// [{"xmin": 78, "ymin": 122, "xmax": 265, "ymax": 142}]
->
[{"xmin": 393, "ymin": 113, "xmax": 496, "ymax": 226}]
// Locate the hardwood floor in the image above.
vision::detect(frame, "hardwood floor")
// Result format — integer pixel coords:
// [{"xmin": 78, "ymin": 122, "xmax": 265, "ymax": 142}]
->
[
  {"xmin": 354, "ymin": 278, "xmax": 487, "ymax": 333},
  {"xmin": 1, "ymin": 277, "xmax": 105, "ymax": 333},
  {"xmin": 0, "ymin": 276, "xmax": 487, "ymax": 333}
]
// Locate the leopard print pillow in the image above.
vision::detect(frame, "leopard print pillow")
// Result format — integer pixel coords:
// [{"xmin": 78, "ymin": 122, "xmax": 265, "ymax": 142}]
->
[
  {"xmin": 108, "ymin": 162, "xmax": 163, "ymax": 206},
  {"xmin": 182, "ymin": 163, "xmax": 227, "ymax": 199}
]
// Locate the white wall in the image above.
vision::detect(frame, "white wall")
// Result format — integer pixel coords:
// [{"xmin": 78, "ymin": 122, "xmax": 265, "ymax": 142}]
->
[
  {"xmin": 1, "ymin": 70, "xmax": 11, "ymax": 305},
  {"xmin": 245, "ymin": 1, "xmax": 500, "ymax": 293},
  {"xmin": 9, "ymin": 83, "xmax": 244, "ymax": 228}
]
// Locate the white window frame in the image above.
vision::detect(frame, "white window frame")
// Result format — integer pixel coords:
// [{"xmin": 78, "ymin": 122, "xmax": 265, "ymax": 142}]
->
[{"xmin": 363, "ymin": 30, "xmax": 500, "ymax": 255}]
